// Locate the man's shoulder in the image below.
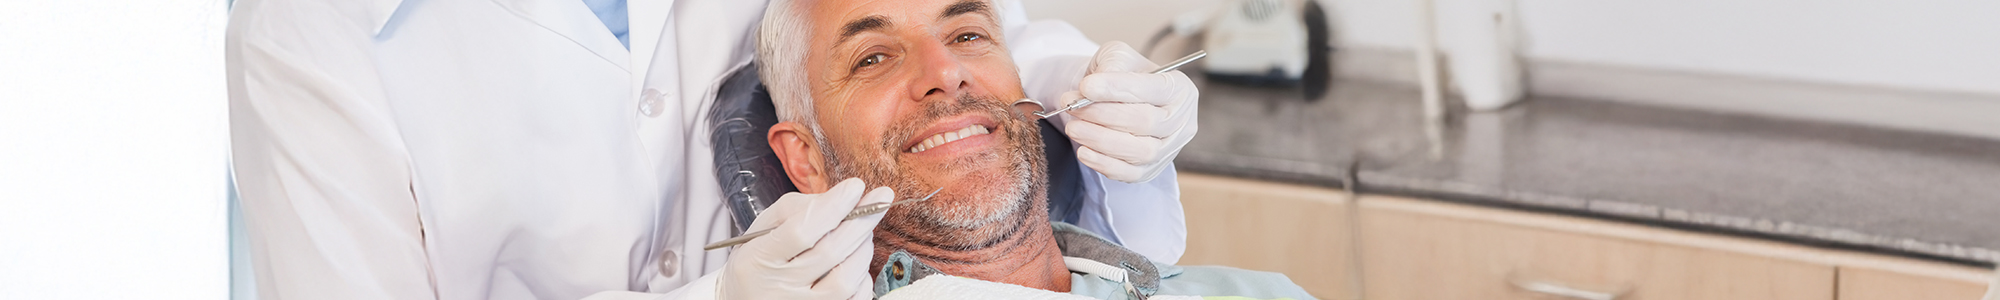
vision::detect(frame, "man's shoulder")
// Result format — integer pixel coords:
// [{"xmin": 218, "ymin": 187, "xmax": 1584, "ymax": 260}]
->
[
  {"xmin": 1052, "ymin": 222, "xmax": 1315, "ymax": 299},
  {"xmin": 1155, "ymin": 263, "xmax": 1316, "ymax": 299},
  {"xmin": 1067, "ymin": 261, "xmax": 1317, "ymax": 300}
]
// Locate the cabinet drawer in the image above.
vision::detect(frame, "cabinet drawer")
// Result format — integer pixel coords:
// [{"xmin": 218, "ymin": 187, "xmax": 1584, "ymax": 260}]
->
[
  {"xmin": 1359, "ymin": 195, "xmax": 1836, "ymax": 300},
  {"xmin": 1178, "ymin": 173, "xmax": 1356, "ymax": 299},
  {"xmin": 1833, "ymin": 256, "xmax": 1990, "ymax": 300}
]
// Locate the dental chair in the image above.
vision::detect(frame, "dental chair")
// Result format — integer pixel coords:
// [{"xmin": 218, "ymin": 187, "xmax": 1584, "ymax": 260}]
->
[{"xmin": 706, "ymin": 63, "xmax": 1089, "ymax": 234}]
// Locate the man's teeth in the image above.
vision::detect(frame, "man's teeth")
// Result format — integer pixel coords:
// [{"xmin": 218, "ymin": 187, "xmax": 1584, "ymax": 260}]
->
[{"xmin": 909, "ymin": 124, "xmax": 991, "ymax": 153}]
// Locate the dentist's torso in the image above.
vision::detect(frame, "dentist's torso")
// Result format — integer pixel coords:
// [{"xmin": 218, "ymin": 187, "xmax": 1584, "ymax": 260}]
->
[
  {"xmin": 344, "ymin": 0, "xmax": 1122, "ymax": 298},
  {"xmin": 368, "ymin": 0, "xmax": 761, "ymax": 298}
]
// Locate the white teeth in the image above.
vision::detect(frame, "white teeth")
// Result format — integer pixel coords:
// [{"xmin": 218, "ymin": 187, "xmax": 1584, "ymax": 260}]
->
[{"xmin": 907, "ymin": 124, "xmax": 992, "ymax": 153}]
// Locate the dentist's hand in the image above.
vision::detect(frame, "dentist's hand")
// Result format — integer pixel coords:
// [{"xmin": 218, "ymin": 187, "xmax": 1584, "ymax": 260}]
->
[
  {"xmin": 1056, "ymin": 41, "xmax": 1199, "ymax": 183},
  {"xmin": 718, "ymin": 178, "xmax": 894, "ymax": 300}
]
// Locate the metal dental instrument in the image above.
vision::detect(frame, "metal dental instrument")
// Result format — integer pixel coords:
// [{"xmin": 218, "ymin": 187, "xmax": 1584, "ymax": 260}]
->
[
  {"xmin": 703, "ymin": 187, "xmax": 943, "ymax": 250},
  {"xmin": 1031, "ymin": 50, "xmax": 1208, "ymax": 119}
]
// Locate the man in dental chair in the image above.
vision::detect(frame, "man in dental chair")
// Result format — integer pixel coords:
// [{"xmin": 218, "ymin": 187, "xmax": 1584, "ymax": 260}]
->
[{"xmin": 751, "ymin": 0, "xmax": 1315, "ymax": 298}]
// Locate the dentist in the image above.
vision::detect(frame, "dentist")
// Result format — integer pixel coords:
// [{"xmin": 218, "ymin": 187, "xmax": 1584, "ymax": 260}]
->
[{"xmin": 225, "ymin": 0, "xmax": 1198, "ymax": 299}]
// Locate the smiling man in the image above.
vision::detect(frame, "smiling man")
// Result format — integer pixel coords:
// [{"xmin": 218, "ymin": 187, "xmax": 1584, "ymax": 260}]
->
[{"xmin": 755, "ymin": 0, "xmax": 1315, "ymax": 299}]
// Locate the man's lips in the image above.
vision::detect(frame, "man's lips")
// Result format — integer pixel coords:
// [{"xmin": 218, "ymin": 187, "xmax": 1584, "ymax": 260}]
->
[{"xmin": 903, "ymin": 114, "xmax": 1000, "ymax": 154}]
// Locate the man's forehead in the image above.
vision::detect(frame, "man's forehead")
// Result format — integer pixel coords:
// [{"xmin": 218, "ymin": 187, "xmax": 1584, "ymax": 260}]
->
[
  {"xmin": 807, "ymin": 0, "xmax": 998, "ymax": 38},
  {"xmin": 806, "ymin": 0, "xmax": 994, "ymax": 17}
]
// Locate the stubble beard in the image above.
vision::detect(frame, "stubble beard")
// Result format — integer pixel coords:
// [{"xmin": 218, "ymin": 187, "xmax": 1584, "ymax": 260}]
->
[{"xmin": 821, "ymin": 93, "xmax": 1049, "ymax": 251}]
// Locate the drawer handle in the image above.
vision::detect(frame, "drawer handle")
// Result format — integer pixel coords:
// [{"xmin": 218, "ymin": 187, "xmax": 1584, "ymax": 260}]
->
[{"xmin": 1511, "ymin": 280, "xmax": 1619, "ymax": 300}]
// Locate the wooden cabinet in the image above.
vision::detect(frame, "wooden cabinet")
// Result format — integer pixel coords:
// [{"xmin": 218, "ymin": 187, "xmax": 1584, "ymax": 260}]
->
[
  {"xmin": 1358, "ymin": 195, "xmax": 1835, "ymax": 300},
  {"xmin": 1178, "ymin": 173, "xmax": 1358, "ymax": 299},
  {"xmin": 1175, "ymin": 172, "xmax": 1993, "ymax": 300},
  {"xmin": 1829, "ymin": 253, "xmax": 1990, "ymax": 300}
]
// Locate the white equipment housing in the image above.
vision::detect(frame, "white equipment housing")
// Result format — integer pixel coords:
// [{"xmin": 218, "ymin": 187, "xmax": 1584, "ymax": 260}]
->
[{"xmin": 1177, "ymin": 0, "xmax": 1310, "ymax": 83}]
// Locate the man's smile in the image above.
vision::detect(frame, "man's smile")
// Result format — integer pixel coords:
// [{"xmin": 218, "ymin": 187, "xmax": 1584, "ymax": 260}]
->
[{"xmin": 902, "ymin": 113, "xmax": 1001, "ymax": 156}]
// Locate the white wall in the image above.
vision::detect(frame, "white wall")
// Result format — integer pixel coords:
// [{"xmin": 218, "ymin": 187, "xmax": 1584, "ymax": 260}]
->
[
  {"xmin": 1017, "ymin": 0, "xmax": 1221, "ymax": 47},
  {"xmin": 1505, "ymin": 0, "xmax": 1999, "ymax": 96},
  {"xmin": 1021, "ymin": 0, "xmax": 2000, "ymax": 96},
  {"xmin": 0, "ymin": 0, "xmax": 232, "ymax": 298}
]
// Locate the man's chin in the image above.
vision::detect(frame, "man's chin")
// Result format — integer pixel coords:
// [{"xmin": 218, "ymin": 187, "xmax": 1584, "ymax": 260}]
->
[
  {"xmin": 876, "ymin": 162, "xmax": 1036, "ymax": 249},
  {"xmin": 897, "ymin": 167, "xmax": 1025, "ymax": 229}
]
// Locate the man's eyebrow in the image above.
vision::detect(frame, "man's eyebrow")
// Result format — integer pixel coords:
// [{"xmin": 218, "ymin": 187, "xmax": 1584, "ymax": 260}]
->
[
  {"xmin": 938, "ymin": 0, "xmax": 993, "ymax": 21},
  {"xmin": 837, "ymin": 15, "xmax": 891, "ymax": 44}
]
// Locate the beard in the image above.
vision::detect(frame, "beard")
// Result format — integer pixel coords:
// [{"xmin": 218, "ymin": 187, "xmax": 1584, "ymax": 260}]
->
[{"xmin": 820, "ymin": 93, "xmax": 1048, "ymax": 250}]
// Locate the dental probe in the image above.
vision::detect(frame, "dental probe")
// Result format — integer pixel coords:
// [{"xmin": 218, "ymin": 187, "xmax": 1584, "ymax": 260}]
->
[
  {"xmin": 1031, "ymin": 50, "xmax": 1208, "ymax": 119},
  {"xmin": 703, "ymin": 187, "xmax": 943, "ymax": 250}
]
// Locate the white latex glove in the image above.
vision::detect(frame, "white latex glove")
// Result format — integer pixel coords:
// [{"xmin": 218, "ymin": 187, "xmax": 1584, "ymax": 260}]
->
[
  {"xmin": 1056, "ymin": 41, "xmax": 1199, "ymax": 183},
  {"xmin": 718, "ymin": 178, "xmax": 894, "ymax": 300}
]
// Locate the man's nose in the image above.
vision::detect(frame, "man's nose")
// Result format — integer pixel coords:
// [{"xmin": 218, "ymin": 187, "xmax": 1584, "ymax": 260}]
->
[{"xmin": 907, "ymin": 41, "xmax": 969, "ymax": 103}]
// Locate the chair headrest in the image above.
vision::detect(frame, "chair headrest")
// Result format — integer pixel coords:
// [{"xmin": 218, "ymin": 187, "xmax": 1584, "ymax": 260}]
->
[{"xmin": 708, "ymin": 63, "xmax": 795, "ymax": 233}]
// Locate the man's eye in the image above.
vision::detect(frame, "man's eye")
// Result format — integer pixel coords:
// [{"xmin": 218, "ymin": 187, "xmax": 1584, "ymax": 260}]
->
[
  {"xmin": 856, "ymin": 53, "xmax": 886, "ymax": 69},
  {"xmin": 953, "ymin": 33, "xmax": 984, "ymax": 44}
]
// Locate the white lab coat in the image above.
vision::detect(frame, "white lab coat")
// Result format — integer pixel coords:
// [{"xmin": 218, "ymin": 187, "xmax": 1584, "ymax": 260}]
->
[{"xmin": 225, "ymin": 0, "xmax": 1186, "ymax": 299}]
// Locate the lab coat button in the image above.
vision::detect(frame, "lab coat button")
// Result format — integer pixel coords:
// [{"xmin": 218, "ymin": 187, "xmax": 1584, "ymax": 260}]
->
[
  {"xmin": 640, "ymin": 88, "xmax": 668, "ymax": 117},
  {"xmin": 657, "ymin": 249, "xmax": 680, "ymax": 278}
]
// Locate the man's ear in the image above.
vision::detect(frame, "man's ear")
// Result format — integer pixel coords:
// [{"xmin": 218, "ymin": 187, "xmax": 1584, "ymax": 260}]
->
[{"xmin": 769, "ymin": 122, "xmax": 833, "ymax": 193}]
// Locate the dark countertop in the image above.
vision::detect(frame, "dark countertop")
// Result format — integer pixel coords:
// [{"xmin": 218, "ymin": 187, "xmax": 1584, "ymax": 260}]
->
[{"xmin": 1176, "ymin": 77, "xmax": 2000, "ymax": 266}]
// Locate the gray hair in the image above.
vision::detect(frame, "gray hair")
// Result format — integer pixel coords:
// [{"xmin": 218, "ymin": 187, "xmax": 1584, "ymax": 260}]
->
[
  {"xmin": 757, "ymin": 0, "xmax": 816, "ymax": 128},
  {"xmin": 758, "ymin": 0, "xmax": 846, "ymax": 177}
]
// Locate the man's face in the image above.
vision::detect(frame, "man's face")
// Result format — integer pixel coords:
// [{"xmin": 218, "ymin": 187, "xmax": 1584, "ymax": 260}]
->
[{"xmin": 795, "ymin": 0, "xmax": 1045, "ymax": 247}]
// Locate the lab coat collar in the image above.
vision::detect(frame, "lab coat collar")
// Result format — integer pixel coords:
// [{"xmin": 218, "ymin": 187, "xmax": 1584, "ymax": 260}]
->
[
  {"xmin": 364, "ymin": 0, "xmax": 630, "ymax": 71},
  {"xmin": 365, "ymin": 0, "xmax": 403, "ymax": 36},
  {"xmin": 485, "ymin": 0, "xmax": 634, "ymax": 71}
]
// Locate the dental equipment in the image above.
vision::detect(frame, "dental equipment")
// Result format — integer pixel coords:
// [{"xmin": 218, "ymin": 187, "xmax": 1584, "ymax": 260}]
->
[
  {"xmin": 1029, "ymin": 51, "xmax": 1208, "ymax": 119},
  {"xmin": 703, "ymin": 187, "xmax": 943, "ymax": 250}
]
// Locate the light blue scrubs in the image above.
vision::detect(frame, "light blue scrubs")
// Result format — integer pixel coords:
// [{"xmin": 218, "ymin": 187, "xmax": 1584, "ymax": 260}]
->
[
  {"xmin": 1055, "ymin": 222, "xmax": 1317, "ymax": 300},
  {"xmin": 581, "ymin": 0, "xmax": 629, "ymax": 48},
  {"xmin": 875, "ymin": 222, "xmax": 1317, "ymax": 300},
  {"xmin": 1069, "ymin": 263, "xmax": 1317, "ymax": 300}
]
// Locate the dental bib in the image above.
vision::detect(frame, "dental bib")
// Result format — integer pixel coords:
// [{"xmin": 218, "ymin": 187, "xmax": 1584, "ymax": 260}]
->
[{"xmin": 880, "ymin": 275, "xmax": 1094, "ymax": 300}]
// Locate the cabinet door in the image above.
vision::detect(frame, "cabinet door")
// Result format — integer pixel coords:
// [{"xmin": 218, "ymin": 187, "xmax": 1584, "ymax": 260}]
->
[
  {"xmin": 1359, "ymin": 195, "xmax": 1836, "ymax": 300},
  {"xmin": 1834, "ymin": 259, "xmax": 1990, "ymax": 300},
  {"xmin": 1178, "ymin": 173, "xmax": 1357, "ymax": 299}
]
